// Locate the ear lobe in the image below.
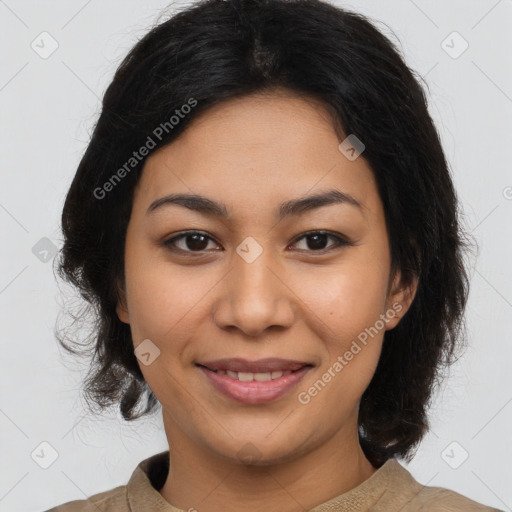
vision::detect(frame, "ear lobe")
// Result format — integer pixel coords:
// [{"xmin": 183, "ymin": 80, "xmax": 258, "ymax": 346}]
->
[{"xmin": 385, "ymin": 271, "xmax": 418, "ymax": 331}]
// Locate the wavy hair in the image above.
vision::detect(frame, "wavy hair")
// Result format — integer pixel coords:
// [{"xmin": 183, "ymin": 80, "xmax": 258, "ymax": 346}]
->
[{"xmin": 55, "ymin": 0, "xmax": 473, "ymax": 468}]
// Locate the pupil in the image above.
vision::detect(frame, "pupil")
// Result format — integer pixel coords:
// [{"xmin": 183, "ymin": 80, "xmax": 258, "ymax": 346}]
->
[
  {"xmin": 187, "ymin": 234, "xmax": 208, "ymax": 251},
  {"xmin": 307, "ymin": 234, "xmax": 328, "ymax": 250}
]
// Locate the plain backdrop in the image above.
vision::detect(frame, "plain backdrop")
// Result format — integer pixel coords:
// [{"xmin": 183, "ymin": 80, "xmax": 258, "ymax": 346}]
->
[{"xmin": 0, "ymin": 0, "xmax": 511, "ymax": 511}]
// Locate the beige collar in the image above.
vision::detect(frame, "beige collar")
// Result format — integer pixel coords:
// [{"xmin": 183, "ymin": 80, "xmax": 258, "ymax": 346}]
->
[{"xmin": 126, "ymin": 451, "xmax": 413, "ymax": 512}]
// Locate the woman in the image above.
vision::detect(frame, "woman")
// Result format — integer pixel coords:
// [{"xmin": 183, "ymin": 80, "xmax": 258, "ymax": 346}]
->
[{"xmin": 48, "ymin": 0, "xmax": 502, "ymax": 510}]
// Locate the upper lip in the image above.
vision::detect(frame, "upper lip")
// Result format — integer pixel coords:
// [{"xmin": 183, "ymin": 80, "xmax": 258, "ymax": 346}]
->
[{"xmin": 196, "ymin": 358, "xmax": 313, "ymax": 373}]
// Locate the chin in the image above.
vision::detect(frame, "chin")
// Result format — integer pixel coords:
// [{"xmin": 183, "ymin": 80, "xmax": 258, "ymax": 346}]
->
[{"xmin": 212, "ymin": 434, "xmax": 309, "ymax": 467}]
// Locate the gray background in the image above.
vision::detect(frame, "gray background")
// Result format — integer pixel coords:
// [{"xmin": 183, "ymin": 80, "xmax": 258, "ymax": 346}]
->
[{"xmin": 0, "ymin": 0, "xmax": 511, "ymax": 511}]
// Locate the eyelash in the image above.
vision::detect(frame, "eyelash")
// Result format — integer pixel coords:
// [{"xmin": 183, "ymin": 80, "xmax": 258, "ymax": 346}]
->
[{"xmin": 163, "ymin": 230, "xmax": 353, "ymax": 256}]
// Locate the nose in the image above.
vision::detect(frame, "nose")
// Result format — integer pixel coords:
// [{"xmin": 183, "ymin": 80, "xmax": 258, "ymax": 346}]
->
[{"xmin": 212, "ymin": 247, "xmax": 296, "ymax": 337}]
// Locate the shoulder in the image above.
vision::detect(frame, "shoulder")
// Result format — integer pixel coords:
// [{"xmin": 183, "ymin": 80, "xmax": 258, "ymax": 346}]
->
[
  {"xmin": 381, "ymin": 460, "xmax": 502, "ymax": 512},
  {"xmin": 404, "ymin": 485, "xmax": 503, "ymax": 511},
  {"xmin": 44, "ymin": 484, "xmax": 128, "ymax": 512},
  {"xmin": 44, "ymin": 450, "xmax": 170, "ymax": 512}
]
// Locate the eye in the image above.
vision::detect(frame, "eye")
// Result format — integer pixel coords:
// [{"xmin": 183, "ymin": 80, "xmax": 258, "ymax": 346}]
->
[
  {"xmin": 163, "ymin": 231, "xmax": 221, "ymax": 254},
  {"xmin": 163, "ymin": 230, "xmax": 353, "ymax": 255},
  {"xmin": 290, "ymin": 231, "xmax": 353, "ymax": 252}
]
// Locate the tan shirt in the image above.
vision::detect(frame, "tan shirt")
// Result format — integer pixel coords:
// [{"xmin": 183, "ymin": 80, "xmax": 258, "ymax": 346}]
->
[{"xmin": 46, "ymin": 450, "xmax": 503, "ymax": 511}]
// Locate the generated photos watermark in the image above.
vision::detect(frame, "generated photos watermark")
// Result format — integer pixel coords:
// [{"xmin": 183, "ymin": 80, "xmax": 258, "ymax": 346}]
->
[
  {"xmin": 93, "ymin": 97, "xmax": 198, "ymax": 200},
  {"xmin": 297, "ymin": 302, "xmax": 403, "ymax": 405}
]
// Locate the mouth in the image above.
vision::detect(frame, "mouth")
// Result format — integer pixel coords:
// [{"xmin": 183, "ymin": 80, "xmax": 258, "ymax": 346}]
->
[
  {"xmin": 195, "ymin": 357, "xmax": 314, "ymax": 376},
  {"xmin": 195, "ymin": 358, "xmax": 314, "ymax": 404},
  {"xmin": 195, "ymin": 364, "xmax": 311, "ymax": 381}
]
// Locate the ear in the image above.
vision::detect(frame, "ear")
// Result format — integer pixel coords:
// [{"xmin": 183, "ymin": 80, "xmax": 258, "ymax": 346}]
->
[
  {"xmin": 116, "ymin": 278, "xmax": 131, "ymax": 324},
  {"xmin": 384, "ymin": 270, "xmax": 418, "ymax": 331}
]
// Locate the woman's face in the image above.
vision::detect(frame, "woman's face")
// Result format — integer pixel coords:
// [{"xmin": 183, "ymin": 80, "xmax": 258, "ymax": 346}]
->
[{"xmin": 117, "ymin": 90, "xmax": 414, "ymax": 465}]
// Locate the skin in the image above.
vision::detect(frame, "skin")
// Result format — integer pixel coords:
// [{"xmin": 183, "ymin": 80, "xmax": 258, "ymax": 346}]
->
[{"xmin": 116, "ymin": 88, "xmax": 417, "ymax": 512}]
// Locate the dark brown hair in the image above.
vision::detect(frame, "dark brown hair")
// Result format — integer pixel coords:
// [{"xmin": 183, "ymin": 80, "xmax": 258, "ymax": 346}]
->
[{"xmin": 55, "ymin": 0, "xmax": 473, "ymax": 468}]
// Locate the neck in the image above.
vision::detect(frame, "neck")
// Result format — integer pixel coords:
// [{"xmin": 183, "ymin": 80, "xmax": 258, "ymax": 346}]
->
[{"xmin": 159, "ymin": 413, "xmax": 377, "ymax": 512}]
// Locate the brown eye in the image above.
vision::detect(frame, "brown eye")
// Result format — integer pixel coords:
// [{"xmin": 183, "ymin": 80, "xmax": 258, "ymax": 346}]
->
[
  {"xmin": 291, "ymin": 231, "xmax": 352, "ymax": 252},
  {"xmin": 164, "ymin": 232, "xmax": 220, "ymax": 253}
]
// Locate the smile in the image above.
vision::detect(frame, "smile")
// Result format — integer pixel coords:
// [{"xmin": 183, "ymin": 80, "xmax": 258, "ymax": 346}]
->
[{"xmin": 196, "ymin": 364, "xmax": 313, "ymax": 404}]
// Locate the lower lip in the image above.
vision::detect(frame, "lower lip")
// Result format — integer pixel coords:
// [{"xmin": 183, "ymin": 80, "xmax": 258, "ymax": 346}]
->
[{"xmin": 197, "ymin": 365, "xmax": 312, "ymax": 405}]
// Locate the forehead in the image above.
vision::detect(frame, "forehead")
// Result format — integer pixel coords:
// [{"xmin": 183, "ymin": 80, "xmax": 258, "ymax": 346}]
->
[
  {"xmin": 168, "ymin": 89, "xmax": 341, "ymax": 150},
  {"xmin": 134, "ymin": 90, "xmax": 379, "ymax": 222}
]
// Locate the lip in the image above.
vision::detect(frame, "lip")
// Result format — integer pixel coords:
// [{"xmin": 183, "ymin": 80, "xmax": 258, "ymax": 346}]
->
[
  {"xmin": 197, "ymin": 364, "xmax": 313, "ymax": 405},
  {"xmin": 196, "ymin": 357, "xmax": 311, "ymax": 373}
]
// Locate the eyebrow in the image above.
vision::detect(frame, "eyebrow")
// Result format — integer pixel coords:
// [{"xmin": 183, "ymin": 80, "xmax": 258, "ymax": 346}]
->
[{"xmin": 146, "ymin": 188, "xmax": 364, "ymax": 220}]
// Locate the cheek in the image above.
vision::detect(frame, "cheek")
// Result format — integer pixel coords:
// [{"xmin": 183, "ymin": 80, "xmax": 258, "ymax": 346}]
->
[
  {"xmin": 296, "ymin": 259, "xmax": 389, "ymax": 395},
  {"xmin": 123, "ymin": 243, "xmax": 186, "ymax": 338},
  {"xmin": 299, "ymin": 259, "xmax": 389, "ymax": 335},
  {"xmin": 123, "ymin": 246, "xmax": 225, "ymax": 345}
]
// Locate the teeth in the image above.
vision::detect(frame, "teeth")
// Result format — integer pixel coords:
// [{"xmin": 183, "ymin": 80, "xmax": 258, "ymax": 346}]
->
[{"xmin": 217, "ymin": 370, "xmax": 293, "ymax": 381}]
